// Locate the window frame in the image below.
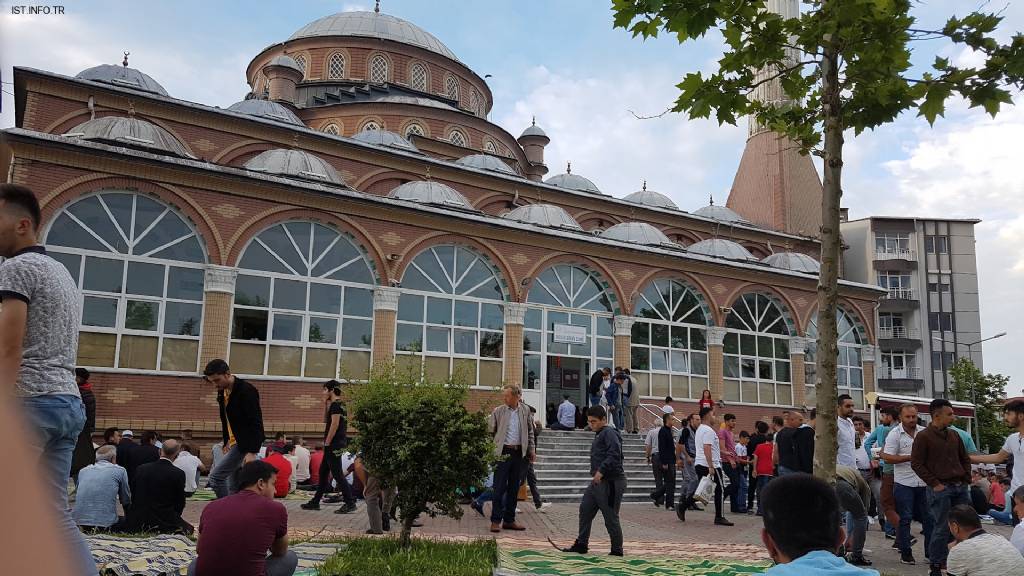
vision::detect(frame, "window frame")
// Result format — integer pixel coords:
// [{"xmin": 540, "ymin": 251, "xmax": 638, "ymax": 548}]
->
[
  {"xmin": 369, "ymin": 54, "xmax": 389, "ymax": 83},
  {"xmin": 326, "ymin": 52, "xmax": 346, "ymax": 80}
]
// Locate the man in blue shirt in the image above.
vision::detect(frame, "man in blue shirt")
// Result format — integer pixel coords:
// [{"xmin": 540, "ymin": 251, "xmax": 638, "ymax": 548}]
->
[
  {"xmin": 760, "ymin": 474, "xmax": 879, "ymax": 575},
  {"xmin": 551, "ymin": 394, "xmax": 576, "ymax": 431},
  {"xmin": 73, "ymin": 445, "xmax": 131, "ymax": 530}
]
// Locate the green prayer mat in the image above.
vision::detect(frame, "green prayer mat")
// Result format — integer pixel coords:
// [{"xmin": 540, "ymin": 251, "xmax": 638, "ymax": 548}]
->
[{"xmin": 496, "ymin": 548, "xmax": 770, "ymax": 576}]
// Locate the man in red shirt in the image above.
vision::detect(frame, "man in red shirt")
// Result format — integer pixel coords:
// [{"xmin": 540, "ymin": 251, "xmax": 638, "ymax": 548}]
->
[
  {"xmin": 752, "ymin": 432, "xmax": 776, "ymax": 516},
  {"xmin": 188, "ymin": 460, "xmax": 296, "ymax": 576},
  {"xmin": 307, "ymin": 445, "xmax": 323, "ymax": 488},
  {"xmin": 263, "ymin": 445, "xmax": 294, "ymax": 499}
]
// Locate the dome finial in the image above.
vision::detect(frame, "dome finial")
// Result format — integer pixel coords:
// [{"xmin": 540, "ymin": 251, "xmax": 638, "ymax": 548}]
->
[
  {"xmin": 375, "ymin": 0, "xmax": 381, "ymax": 13},
  {"xmin": 531, "ymin": 116, "xmax": 536, "ymax": 126},
  {"xmin": 566, "ymin": 161, "xmax": 571, "ymax": 174},
  {"xmin": 709, "ymin": 194, "xmax": 715, "ymax": 206},
  {"xmin": 642, "ymin": 180, "xmax": 647, "ymax": 192},
  {"xmin": 122, "ymin": 51, "xmax": 130, "ymax": 67}
]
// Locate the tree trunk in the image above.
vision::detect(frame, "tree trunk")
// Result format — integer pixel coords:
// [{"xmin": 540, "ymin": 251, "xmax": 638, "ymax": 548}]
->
[
  {"xmin": 400, "ymin": 514, "xmax": 415, "ymax": 548},
  {"xmin": 813, "ymin": 38, "xmax": 843, "ymax": 485}
]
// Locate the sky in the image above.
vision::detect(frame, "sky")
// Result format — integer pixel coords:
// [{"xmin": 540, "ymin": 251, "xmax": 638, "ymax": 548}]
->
[{"xmin": 1, "ymin": 1, "xmax": 1021, "ymax": 393}]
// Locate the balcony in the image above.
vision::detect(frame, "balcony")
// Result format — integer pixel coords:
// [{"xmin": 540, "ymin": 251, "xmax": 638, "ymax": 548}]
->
[
  {"xmin": 879, "ymin": 289, "xmax": 918, "ymax": 312},
  {"xmin": 875, "ymin": 249, "xmax": 917, "ymax": 261},
  {"xmin": 878, "ymin": 326, "xmax": 922, "ymax": 350},
  {"xmin": 877, "ymin": 366, "xmax": 923, "ymax": 393}
]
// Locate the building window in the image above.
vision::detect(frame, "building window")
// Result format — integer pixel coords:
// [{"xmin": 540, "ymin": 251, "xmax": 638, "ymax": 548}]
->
[
  {"xmin": 361, "ymin": 120, "xmax": 381, "ymax": 132},
  {"xmin": 396, "ymin": 245, "xmax": 505, "ymax": 387},
  {"xmin": 291, "ymin": 55, "xmax": 307, "ymax": 78},
  {"xmin": 468, "ymin": 89, "xmax": 478, "ymax": 114},
  {"xmin": 928, "ymin": 312, "xmax": 954, "ymax": 332},
  {"xmin": 369, "ymin": 55, "xmax": 389, "ymax": 83},
  {"xmin": 230, "ymin": 222, "xmax": 376, "ymax": 379},
  {"xmin": 445, "ymin": 74, "xmax": 460, "ymax": 101},
  {"xmin": 409, "ymin": 63, "xmax": 428, "ymax": 91},
  {"xmin": 629, "ymin": 279, "xmax": 709, "ymax": 399},
  {"xmin": 447, "ymin": 129, "xmax": 467, "ymax": 147},
  {"xmin": 877, "ymin": 272, "xmax": 912, "ymax": 296},
  {"xmin": 875, "ymin": 233, "xmax": 910, "ymax": 254},
  {"xmin": 322, "ymin": 123, "xmax": 340, "ymax": 135},
  {"xmin": 932, "ymin": 351, "xmax": 957, "ymax": 371},
  {"xmin": 483, "ymin": 141, "xmax": 497, "ymax": 154},
  {"xmin": 327, "ymin": 53, "xmax": 346, "ymax": 79},
  {"xmin": 404, "ymin": 122, "xmax": 425, "ymax": 138},
  {"xmin": 881, "ymin": 350, "xmax": 918, "ymax": 380},
  {"xmin": 45, "ymin": 192, "xmax": 207, "ymax": 373},
  {"xmin": 723, "ymin": 293, "xmax": 793, "ymax": 406},
  {"xmin": 805, "ymin": 308, "xmax": 865, "ymax": 408}
]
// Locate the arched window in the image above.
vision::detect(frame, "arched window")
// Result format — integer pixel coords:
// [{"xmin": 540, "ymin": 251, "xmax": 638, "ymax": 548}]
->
[
  {"xmin": 447, "ymin": 128, "xmax": 467, "ymax": 147},
  {"xmin": 322, "ymin": 123, "xmax": 340, "ymax": 136},
  {"xmin": 445, "ymin": 74, "xmax": 460, "ymax": 101},
  {"xmin": 230, "ymin": 222, "xmax": 376, "ymax": 379},
  {"xmin": 468, "ymin": 89, "xmax": 479, "ymax": 115},
  {"xmin": 723, "ymin": 293, "xmax": 794, "ymax": 405},
  {"xmin": 404, "ymin": 122, "xmax": 425, "ymax": 138},
  {"xmin": 409, "ymin": 62, "xmax": 428, "ymax": 91},
  {"xmin": 630, "ymin": 279, "xmax": 709, "ymax": 400},
  {"xmin": 291, "ymin": 54, "xmax": 307, "ymax": 78},
  {"xmin": 805, "ymin": 308, "xmax": 866, "ymax": 408},
  {"xmin": 369, "ymin": 55, "xmax": 389, "ymax": 83},
  {"xmin": 395, "ymin": 245, "xmax": 505, "ymax": 386},
  {"xmin": 483, "ymin": 141, "xmax": 497, "ymax": 154},
  {"xmin": 361, "ymin": 120, "xmax": 381, "ymax": 131},
  {"xmin": 327, "ymin": 53, "xmax": 346, "ymax": 79},
  {"xmin": 45, "ymin": 192, "xmax": 207, "ymax": 373}
]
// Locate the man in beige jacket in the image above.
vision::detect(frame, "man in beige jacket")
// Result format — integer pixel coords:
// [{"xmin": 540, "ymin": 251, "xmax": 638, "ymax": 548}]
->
[{"xmin": 487, "ymin": 384, "xmax": 536, "ymax": 532}]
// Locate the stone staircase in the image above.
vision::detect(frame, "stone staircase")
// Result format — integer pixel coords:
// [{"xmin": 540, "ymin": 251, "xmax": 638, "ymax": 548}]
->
[{"xmin": 533, "ymin": 429, "xmax": 657, "ymax": 503}]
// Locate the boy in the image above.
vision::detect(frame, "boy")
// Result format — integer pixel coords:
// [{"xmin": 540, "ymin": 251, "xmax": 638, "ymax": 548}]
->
[{"xmin": 753, "ymin": 432, "xmax": 775, "ymax": 515}]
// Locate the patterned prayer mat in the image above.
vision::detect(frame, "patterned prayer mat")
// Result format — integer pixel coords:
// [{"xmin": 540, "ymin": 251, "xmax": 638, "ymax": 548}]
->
[
  {"xmin": 496, "ymin": 548, "xmax": 770, "ymax": 576},
  {"xmin": 86, "ymin": 534, "xmax": 339, "ymax": 575},
  {"xmin": 188, "ymin": 487, "xmax": 308, "ymax": 501}
]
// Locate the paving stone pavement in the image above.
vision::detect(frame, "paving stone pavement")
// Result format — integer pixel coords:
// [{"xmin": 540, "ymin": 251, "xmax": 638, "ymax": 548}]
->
[{"xmin": 183, "ymin": 498, "xmax": 1015, "ymax": 575}]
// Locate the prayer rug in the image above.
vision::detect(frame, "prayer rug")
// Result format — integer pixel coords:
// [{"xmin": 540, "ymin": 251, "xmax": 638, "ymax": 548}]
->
[
  {"xmin": 496, "ymin": 548, "xmax": 770, "ymax": 576},
  {"xmin": 188, "ymin": 487, "xmax": 308, "ymax": 501},
  {"xmin": 86, "ymin": 534, "xmax": 338, "ymax": 575}
]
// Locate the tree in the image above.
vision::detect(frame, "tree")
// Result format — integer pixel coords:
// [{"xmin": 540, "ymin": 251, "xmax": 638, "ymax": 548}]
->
[
  {"xmin": 612, "ymin": 0, "xmax": 1023, "ymax": 482},
  {"xmin": 348, "ymin": 364, "xmax": 496, "ymax": 548},
  {"xmin": 948, "ymin": 358, "xmax": 1011, "ymax": 452}
]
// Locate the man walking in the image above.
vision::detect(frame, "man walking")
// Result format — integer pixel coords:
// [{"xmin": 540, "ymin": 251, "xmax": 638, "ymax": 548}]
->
[
  {"xmin": 650, "ymin": 413, "xmax": 677, "ymax": 511},
  {"xmin": 882, "ymin": 404, "xmax": 933, "ymax": 566},
  {"xmin": 864, "ymin": 406, "xmax": 899, "ymax": 538},
  {"xmin": 204, "ymin": 359, "xmax": 266, "ymax": 499},
  {"xmin": 486, "ymin": 384, "xmax": 535, "ymax": 533},
  {"xmin": 970, "ymin": 399, "xmax": 1024, "ymax": 526},
  {"xmin": 644, "ymin": 420, "xmax": 665, "ymax": 506},
  {"xmin": 551, "ymin": 394, "xmax": 576, "ymax": 430},
  {"xmin": 911, "ymin": 398, "xmax": 972, "ymax": 576},
  {"xmin": 560, "ymin": 405, "xmax": 626, "ymax": 556},
  {"xmin": 676, "ymin": 413, "xmax": 701, "ymax": 513},
  {"xmin": 720, "ymin": 413, "xmax": 742, "ymax": 513},
  {"xmin": 0, "ymin": 184, "xmax": 95, "ymax": 573},
  {"xmin": 301, "ymin": 381, "xmax": 356, "ymax": 513},
  {"xmin": 587, "ymin": 367, "xmax": 610, "ymax": 408},
  {"xmin": 678, "ymin": 407, "xmax": 732, "ymax": 525}
]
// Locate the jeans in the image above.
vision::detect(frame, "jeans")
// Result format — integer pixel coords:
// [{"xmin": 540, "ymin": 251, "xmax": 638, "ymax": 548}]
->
[
  {"xmin": 207, "ymin": 444, "xmax": 245, "ymax": 499},
  {"xmin": 576, "ymin": 476, "xmax": 626, "ymax": 554},
  {"xmin": 926, "ymin": 483, "xmax": 970, "ymax": 568},
  {"xmin": 777, "ymin": 465, "xmax": 798, "ymax": 477},
  {"xmin": 989, "ymin": 500, "xmax": 1013, "ymax": 525},
  {"xmin": 549, "ymin": 421, "xmax": 574, "ymax": 431},
  {"xmin": 520, "ymin": 460, "xmax": 542, "ymax": 507},
  {"xmin": 836, "ymin": 479, "xmax": 869, "ymax": 559},
  {"xmin": 894, "ymin": 483, "xmax": 933, "ymax": 556},
  {"xmin": 680, "ymin": 457, "xmax": 698, "ymax": 499},
  {"xmin": 24, "ymin": 394, "xmax": 97, "ymax": 575},
  {"xmin": 723, "ymin": 462, "xmax": 742, "ymax": 513},
  {"xmin": 588, "ymin": 394, "xmax": 602, "ymax": 408},
  {"xmin": 607, "ymin": 403, "xmax": 622, "ymax": 429},
  {"xmin": 490, "ymin": 446, "xmax": 524, "ymax": 524},
  {"xmin": 736, "ymin": 467, "xmax": 748, "ymax": 513},
  {"xmin": 309, "ymin": 447, "xmax": 355, "ymax": 505},
  {"xmin": 188, "ymin": 550, "xmax": 297, "ymax": 576},
  {"xmin": 755, "ymin": 476, "xmax": 773, "ymax": 515}
]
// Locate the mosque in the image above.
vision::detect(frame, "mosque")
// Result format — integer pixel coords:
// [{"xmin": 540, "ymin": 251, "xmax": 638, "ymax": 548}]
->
[{"xmin": 0, "ymin": 6, "xmax": 883, "ymax": 436}]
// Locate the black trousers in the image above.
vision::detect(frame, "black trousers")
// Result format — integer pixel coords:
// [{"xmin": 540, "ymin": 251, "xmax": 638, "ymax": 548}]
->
[
  {"xmin": 690, "ymin": 464, "xmax": 724, "ymax": 519},
  {"xmin": 310, "ymin": 447, "xmax": 354, "ymax": 505},
  {"xmin": 650, "ymin": 463, "xmax": 676, "ymax": 508},
  {"xmin": 723, "ymin": 462, "xmax": 741, "ymax": 512},
  {"xmin": 491, "ymin": 446, "xmax": 524, "ymax": 524},
  {"xmin": 520, "ymin": 460, "xmax": 542, "ymax": 507}
]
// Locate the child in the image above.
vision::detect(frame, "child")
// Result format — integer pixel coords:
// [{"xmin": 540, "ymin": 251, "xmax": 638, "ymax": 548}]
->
[
  {"xmin": 752, "ymin": 432, "xmax": 775, "ymax": 516},
  {"xmin": 736, "ymin": 431, "xmax": 750, "ymax": 514}
]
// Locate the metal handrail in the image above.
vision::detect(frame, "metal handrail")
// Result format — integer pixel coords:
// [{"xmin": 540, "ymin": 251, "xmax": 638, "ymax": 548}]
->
[
  {"xmin": 638, "ymin": 402, "xmax": 681, "ymax": 433},
  {"xmin": 879, "ymin": 326, "xmax": 920, "ymax": 339},
  {"xmin": 875, "ymin": 249, "xmax": 916, "ymax": 261},
  {"xmin": 883, "ymin": 288, "xmax": 917, "ymax": 300},
  {"xmin": 879, "ymin": 366, "xmax": 922, "ymax": 379}
]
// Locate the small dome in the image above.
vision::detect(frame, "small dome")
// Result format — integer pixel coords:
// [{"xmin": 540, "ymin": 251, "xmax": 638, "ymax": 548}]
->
[
  {"xmin": 243, "ymin": 149, "xmax": 343, "ymax": 185},
  {"xmin": 546, "ymin": 164, "xmax": 601, "ymax": 194},
  {"xmin": 289, "ymin": 11, "xmax": 460, "ymax": 62},
  {"xmin": 76, "ymin": 64, "xmax": 169, "ymax": 96},
  {"xmin": 622, "ymin": 185, "xmax": 678, "ymax": 210},
  {"xmin": 600, "ymin": 222, "xmax": 678, "ymax": 248},
  {"xmin": 227, "ymin": 99, "xmax": 304, "ymax": 126},
  {"xmin": 519, "ymin": 119, "xmax": 548, "ymax": 140},
  {"xmin": 389, "ymin": 180, "xmax": 473, "ymax": 210},
  {"xmin": 455, "ymin": 154, "xmax": 516, "ymax": 175},
  {"xmin": 352, "ymin": 129, "xmax": 419, "ymax": 153},
  {"xmin": 763, "ymin": 252, "xmax": 821, "ymax": 274},
  {"xmin": 686, "ymin": 238, "xmax": 758, "ymax": 261},
  {"xmin": 694, "ymin": 203, "xmax": 750, "ymax": 224},
  {"xmin": 266, "ymin": 55, "xmax": 304, "ymax": 75},
  {"xmin": 64, "ymin": 116, "xmax": 194, "ymax": 158},
  {"xmin": 502, "ymin": 204, "xmax": 583, "ymax": 232}
]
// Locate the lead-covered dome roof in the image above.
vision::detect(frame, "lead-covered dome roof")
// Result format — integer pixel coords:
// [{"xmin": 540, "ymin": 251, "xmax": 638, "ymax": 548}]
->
[
  {"xmin": 227, "ymin": 99, "xmax": 304, "ymax": 126},
  {"xmin": 600, "ymin": 222, "xmax": 677, "ymax": 248},
  {"xmin": 352, "ymin": 129, "xmax": 419, "ymax": 153},
  {"xmin": 243, "ymin": 149, "xmax": 343, "ymax": 185},
  {"xmin": 502, "ymin": 204, "xmax": 583, "ymax": 232},
  {"xmin": 686, "ymin": 238, "xmax": 758, "ymax": 261},
  {"xmin": 64, "ymin": 116, "xmax": 194, "ymax": 158},
  {"xmin": 694, "ymin": 203, "xmax": 749, "ymax": 224},
  {"xmin": 763, "ymin": 252, "xmax": 821, "ymax": 274},
  {"xmin": 455, "ymin": 154, "xmax": 516, "ymax": 175},
  {"xmin": 388, "ymin": 180, "xmax": 473, "ymax": 210},
  {"xmin": 76, "ymin": 64, "xmax": 169, "ymax": 96},
  {"xmin": 622, "ymin": 186, "xmax": 678, "ymax": 210},
  {"xmin": 289, "ymin": 11, "xmax": 460, "ymax": 62},
  {"xmin": 266, "ymin": 55, "xmax": 304, "ymax": 75},
  {"xmin": 545, "ymin": 164, "xmax": 601, "ymax": 194}
]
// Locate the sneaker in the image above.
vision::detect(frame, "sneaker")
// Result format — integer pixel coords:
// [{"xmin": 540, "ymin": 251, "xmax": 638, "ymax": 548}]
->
[
  {"xmin": 537, "ymin": 502, "xmax": 553, "ymax": 513},
  {"xmin": 300, "ymin": 502, "xmax": 321, "ymax": 511},
  {"xmin": 847, "ymin": 555, "xmax": 872, "ymax": 567},
  {"xmin": 323, "ymin": 495, "xmax": 343, "ymax": 504},
  {"xmin": 334, "ymin": 502, "xmax": 357, "ymax": 514},
  {"xmin": 714, "ymin": 517, "xmax": 734, "ymax": 526},
  {"xmin": 675, "ymin": 503, "xmax": 686, "ymax": 522},
  {"xmin": 470, "ymin": 501, "xmax": 484, "ymax": 517},
  {"xmin": 561, "ymin": 542, "xmax": 588, "ymax": 554},
  {"xmin": 609, "ymin": 550, "xmax": 624, "ymax": 557},
  {"xmin": 928, "ymin": 568, "xmax": 941, "ymax": 576},
  {"xmin": 899, "ymin": 552, "xmax": 916, "ymax": 565},
  {"xmin": 884, "ymin": 532, "xmax": 896, "ymax": 540}
]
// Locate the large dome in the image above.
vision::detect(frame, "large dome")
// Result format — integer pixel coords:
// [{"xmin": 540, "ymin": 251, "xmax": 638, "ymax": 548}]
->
[
  {"xmin": 600, "ymin": 222, "xmax": 677, "ymax": 248},
  {"xmin": 352, "ymin": 129, "xmax": 419, "ymax": 153},
  {"xmin": 502, "ymin": 204, "xmax": 583, "ymax": 232},
  {"xmin": 694, "ymin": 203, "xmax": 750, "ymax": 224},
  {"xmin": 686, "ymin": 238, "xmax": 758, "ymax": 261},
  {"xmin": 64, "ymin": 116, "xmax": 193, "ymax": 158},
  {"xmin": 243, "ymin": 149, "xmax": 343, "ymax": 185},
  {"xmin": 289, "ymin": 11, "xmax": 460, "ymax": 62},
  {"xmin": 388, "ymin": 180, "xmax": 473, "ymax": 210},
  {"xmin": 227, "ymin": 99, "xmax": 304, "ymax": 126},
  {"xmin": 76, "ymin": 64, "xmax": 169, "ymax": 96},
  {"xmin": 763, "ymin": 252, "xmax": 821, "ymax": 274}
]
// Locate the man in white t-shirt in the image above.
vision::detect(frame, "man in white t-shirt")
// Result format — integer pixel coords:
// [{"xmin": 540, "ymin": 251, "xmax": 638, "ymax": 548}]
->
[
  {"xmin": 945, "ymin": 504, "xmax": 1024, "ymax": 575},
  {"xmin": 173, "ymin": 443, "xmax": 206, "ymax": 497},
  {"xmin": 677, "ymin": 406, "xmax": 731, "ymax": 526},
  {"xmin": 291, "ymin": 436, "xmax": 311, "ymax": 485},
  {"xmin": 881, "ymin": 404, "xmax": 933, "ymax": 566},
  {"xmin": 970, "ymin": 399, "xmax": 1024, "ymax": 525}
]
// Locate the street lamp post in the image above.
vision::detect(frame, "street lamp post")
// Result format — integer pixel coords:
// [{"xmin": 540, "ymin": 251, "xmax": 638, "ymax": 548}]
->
[{"xmin": 932, "ymin": 332, "xmax": 1007, "ymax": 446}]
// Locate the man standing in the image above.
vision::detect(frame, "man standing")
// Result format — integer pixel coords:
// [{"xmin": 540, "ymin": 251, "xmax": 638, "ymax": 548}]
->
[
  {"xmin": 774, "ymin": 411, "xmax": 813, "ymax": 476},
  {"xmin": 71, "ymin": 367, "xmax": 97, "ymax": 482},
  {"xmin": 644, "ymin": 420, "xmax": 665, "ymax": 506},
  {"xmin": 678, "ymin": 407, "xmax": 732, "ymax": 525},
  {"xmin": 74, "ymin": 445, "xmax": 131, "ymax": 530},
  {"xmin": 650, "ymin": 413, "xmax": 676, "ymax": 511},
  {"xmin": 560, "ymin": 405, "xmax": 626, "ymax": 556},
  {"xmin": 552, "ymin": 394, "xmax": 576, "ymax": 430},
  {"xmin": 970, "ymin": 399, "xmax": 1024, "ymax": 526},
  {"xmin": 204, "ymin": 359, "xmax": 266, "ymax": 499},
  {"xmin": 623, "ymin": 368, "xmax": 640, "ymax": 433},
  {"xmin": 676, "ymin": 413, "xmax": 701, "ymax": 514},
  {"xmin": 301, "ymin": 381, "xmax": 356, "ymax": 513},
  {"xmin": 605, "ymin": 373, "xmax": 623, "ymax": 430},
  {"xmin": 587, "ymin": 367, "xmax": 610, "ymax": 408},
  {"xmin": 115, "ymin": 439, "xmax": 192, "ymax": 534},
  {"xmin": 746, "ymin": 421, "xmax": 769, "ymax": 512},
  {"xmin": 486, "ymin": 384, "xmax": 535, "ymax": 533},
  {"xmin": 0, "ymin": 184, "xmax": 95, "ymax": 573},
  {"xmin": 720, "ymin": 413, "xmax": 742, "ymax": 513},
  {"xmin": 864, "ymin": 406, "xmax": 899, "ymax": 538},
  {"xmin": 911, "ymin": 398, "xmax": 973, "ymax": 576},
  {"xmin": 837, "ymin": 394, "xmax": 857, "ymax": 469},
  {"xmin": 882, "ymin": 404, "xmax": 933, "ymax": 566}
]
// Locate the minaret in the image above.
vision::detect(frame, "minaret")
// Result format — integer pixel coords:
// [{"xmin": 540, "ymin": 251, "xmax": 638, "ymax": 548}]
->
[{"xmin": 727, "ymin": 0, "xmax": 824, "ymax": 237}]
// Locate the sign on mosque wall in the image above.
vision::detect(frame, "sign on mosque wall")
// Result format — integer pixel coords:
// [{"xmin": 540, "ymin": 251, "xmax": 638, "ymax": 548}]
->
[{"xmin": 552, "ymin": 324, "xmax": 587, "ymax": 345}]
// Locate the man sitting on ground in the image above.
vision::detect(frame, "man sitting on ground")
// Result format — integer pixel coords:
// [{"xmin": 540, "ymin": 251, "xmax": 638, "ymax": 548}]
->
[
  {"xmin": 173, "ymin": 443, "xmax": 206, "ymax": 498},
  {"xmin": 114, "ymin": 439, "xmax": 192, "ymax": 534},
  {"xmin": 759, "ymin": 473, "xmax": 879, "ymax": 575},
  {"xmin": 945, "ymin": 504, "xmax": 1024, "ymax": 575},
  {"xmin": 189, "ymin": 460, "xmax": 297, "ymax": 576},
  {"xmin": 127, "ymin": 430, "xmax": 160, "ymax": 484},
  {"xmin": 263, "ymin": 444, "xmax": 295, "ymax": 498},
  {"xmin": 291, "ymin": 436, "xmax": 311, "ymax": 487},
  {"xmin": 1010, "ymin": 486, "xmax": 1024, "ymax": 555},
  {"xmin": 551, "ymin": 394, "xmax": 576, "ymax": 431},
  {"xmin": 102, "ymin": 427, "xmax": 121, "ymax": 447},
  {"xmin": 73, "ymin": 445, "xmax": 131, "ymax": 530}
]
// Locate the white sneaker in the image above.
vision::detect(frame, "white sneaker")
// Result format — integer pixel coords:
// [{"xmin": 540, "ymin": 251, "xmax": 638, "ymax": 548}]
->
[
  {"xmin": 537, "ymin": 502, "xmax": 553, "ymax": 513},
  {"xmin": 516, "ymin": 507, "xmax": 522, "ymax": 513}
]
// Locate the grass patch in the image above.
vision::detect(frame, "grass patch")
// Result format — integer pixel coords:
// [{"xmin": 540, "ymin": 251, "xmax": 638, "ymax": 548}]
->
[{"xmin": 317, "ymin": 536, "xmax": 497, "ymax": 576}]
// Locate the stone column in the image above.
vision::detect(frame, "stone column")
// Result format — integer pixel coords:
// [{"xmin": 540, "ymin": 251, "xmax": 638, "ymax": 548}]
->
[
  {"xmin": 707, "ymin": 327, "xmax": 727, "ymax": 402},
  {"xmin": 613, "ymin": 316, "xmax": 635, "ymax": 370},
  {"xmin": 200, "ymin": 265, "xmax": 237, "ymax": 367},
  {"xmin": 861, "ymin": 345, "xmax": 877, "ymax": 395},
  {"xmin": 789, "ymin": 337, "xmax": 807, "ymax": 408},
  {"xmin": 502, "ymin": 303, "xmax": 527, "ymax": 386},
  {"xmin": 371, "ymin": 287, "xmax": 400, "ymax": 366}
]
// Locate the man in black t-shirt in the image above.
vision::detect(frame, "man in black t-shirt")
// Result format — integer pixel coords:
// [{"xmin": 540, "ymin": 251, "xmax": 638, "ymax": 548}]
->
[{"xmin": 302, "ymin": 381, "xmax": 357, "ymax": 513}]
